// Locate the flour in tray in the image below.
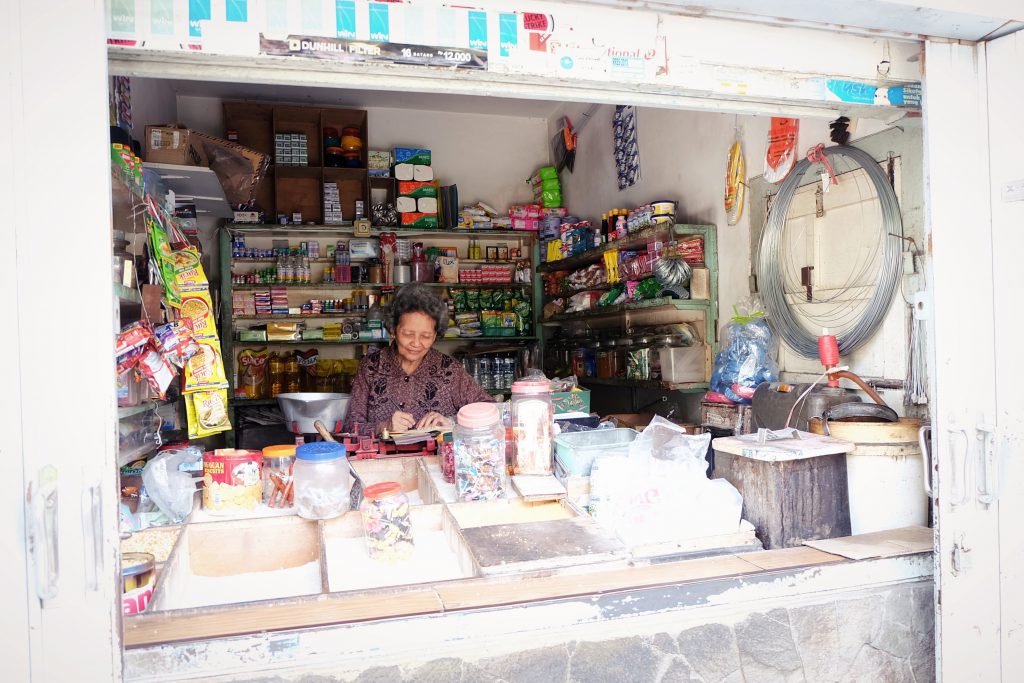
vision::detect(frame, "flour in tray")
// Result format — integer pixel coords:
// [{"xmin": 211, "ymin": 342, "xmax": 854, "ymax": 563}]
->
[
  {"xmin": 168, "ymin": 560, "xmax": 322, "ymax": 610},
  {"xmin": 326, "ymin": 531, "xmax": 468, "ymax": 592}
]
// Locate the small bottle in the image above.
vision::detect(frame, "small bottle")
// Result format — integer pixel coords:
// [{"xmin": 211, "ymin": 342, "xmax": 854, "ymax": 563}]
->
[
  {"xmin": 284, "ymin": 354, "xmax": 301, "ymax": 393},
  {"xmin": 268, "ymin": 353, "xmax": 284, "ymax": 397}
]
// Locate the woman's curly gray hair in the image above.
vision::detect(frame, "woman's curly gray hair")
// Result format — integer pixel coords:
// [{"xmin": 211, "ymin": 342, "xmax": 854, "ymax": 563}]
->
[{"xmin": 387, "ymin": 282, "xmax": 448, "ymax": 335}]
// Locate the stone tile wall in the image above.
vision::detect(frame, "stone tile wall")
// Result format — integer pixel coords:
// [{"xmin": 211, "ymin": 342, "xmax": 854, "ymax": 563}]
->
[{"xmin": 251, "ymin": 581, "xmax": 934, "ymax": 683}]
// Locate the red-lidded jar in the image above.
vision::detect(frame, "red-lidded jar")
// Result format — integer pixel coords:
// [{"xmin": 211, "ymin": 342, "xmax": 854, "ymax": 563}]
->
[{"xmin": 360, "ymin": 481, "xmax": 414, "ymax": 561}]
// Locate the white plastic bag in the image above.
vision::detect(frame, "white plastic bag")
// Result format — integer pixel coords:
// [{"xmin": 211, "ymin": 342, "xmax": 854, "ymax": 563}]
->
[
  {"xmin": 592, "ymin": 417, "xmax": 742, "ymax": 545},
  {"xmin": 141, "ymin": 447, "xmax": 201, "ymax": 523}
]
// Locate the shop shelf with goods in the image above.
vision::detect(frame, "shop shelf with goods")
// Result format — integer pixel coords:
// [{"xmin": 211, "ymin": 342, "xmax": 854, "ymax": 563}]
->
[
  {"xmin": 219, "ymin": 224, "xmax": 542, "ymax": 443},
  {"xmin": 539, "ymin": 223, "xmax": 718, "ymax": 395},
  {"xmin": 111, "ymin": 162, "xmax": 188, "ymax": 465}
]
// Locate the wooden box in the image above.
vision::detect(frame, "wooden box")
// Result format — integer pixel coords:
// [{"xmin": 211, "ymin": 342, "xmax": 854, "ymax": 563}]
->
[
  {"xmin": 712, "ymin": 436, "xmax": 853, "ymax": 549},
  {"xmin": 701, "ymin": 401, "xmax": 753, "ymax": 434}
]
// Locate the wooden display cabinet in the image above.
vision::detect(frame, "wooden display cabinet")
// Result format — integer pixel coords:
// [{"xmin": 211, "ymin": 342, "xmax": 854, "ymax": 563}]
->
[{"xmin": 224, "ymin": 102, "xmax": 370, "ymax": 223}]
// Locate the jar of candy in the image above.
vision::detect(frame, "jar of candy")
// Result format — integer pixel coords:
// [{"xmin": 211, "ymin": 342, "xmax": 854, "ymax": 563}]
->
[
  {"xmin": 293, "ymin": 442, "xmax": 351, "ymax": 519},
  {"xmin": 454, "ymin": 402, "xmax": 506, "ymax": 501},
  {"xmin": 440, "ymin": 433, "xmax": 456, "ymax": 484},
  {"xmin": 262, "ymin": 444, "xmax": 296, "ymax": 508},
  {"xmin": 360, "ymin": 481, "xmax": 414, "ymax": 561},
  {"xmin": 571, "ymin": 345, "xmax": 587, "ymax": 377},
  {"xmin": 510, "ymin": 374, "xmax": 554, "ymax": 475}
]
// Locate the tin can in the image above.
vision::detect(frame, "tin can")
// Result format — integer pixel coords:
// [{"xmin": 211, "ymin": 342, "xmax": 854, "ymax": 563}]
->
[
  {"xmin": 122, "ymin": 552, "xmax": 155, "ymax": 615},
  {"xmin": 202, "ymin": 449, "xmax": 262, "ymax": 514}
]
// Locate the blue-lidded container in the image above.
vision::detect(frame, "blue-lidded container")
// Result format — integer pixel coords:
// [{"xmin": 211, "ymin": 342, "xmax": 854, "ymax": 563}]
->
[{"xmin": 294, "ymin": 441, "xmax": 350, "ymax": 519}]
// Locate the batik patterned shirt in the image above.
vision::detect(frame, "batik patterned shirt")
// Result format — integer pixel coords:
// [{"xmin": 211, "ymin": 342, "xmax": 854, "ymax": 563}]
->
[{"xmin": 344, "ymin": 346, "xmax": 493, "ymax": 435}]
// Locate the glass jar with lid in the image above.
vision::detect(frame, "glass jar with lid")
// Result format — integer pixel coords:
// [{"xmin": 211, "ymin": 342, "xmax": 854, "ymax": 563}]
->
[
  {"xmin": 510, "ymin": 375, "xmax": 554, "ymax": 475},
  {"xmin": 262, "ymin": 444, "xmax": 297, "ymax": 508},
  {"xmin": 360, "ymin": 481, "xmax": 415, "ymax": 561},
  {"xmin": 454, "ymin": 402, "xmax": 507, "ymax": 501},
  {"xmin": 615, "ymin": 338, "xmax": 632, "ymax": 379},
  {"xmin": 584, "ymin": 340, "xmax": 600, "ymax": 378},
  {"xmin": 293, "ymin": 442, "xmax": 352, "ymax": 519},
  {"xmin": 596, "ymin": 340, "xmax": 614, "ymax": 379}
]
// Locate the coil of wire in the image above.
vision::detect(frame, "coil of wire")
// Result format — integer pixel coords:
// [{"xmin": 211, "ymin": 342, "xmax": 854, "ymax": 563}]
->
[{"xmin": 756, "ymin": 145, "xmax": 902, "ymax": 358}]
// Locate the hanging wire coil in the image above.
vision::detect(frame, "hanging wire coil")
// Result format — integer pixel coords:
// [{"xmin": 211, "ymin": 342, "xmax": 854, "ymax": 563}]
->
[{"xmin": 757, "ymin": 145, "xmax": 902, "ymax": 358}]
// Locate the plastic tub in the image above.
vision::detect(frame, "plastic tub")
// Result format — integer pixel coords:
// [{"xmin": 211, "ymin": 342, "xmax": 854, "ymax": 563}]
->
[{"xmin": 553, "ymin": 428, "xmax": 638, "ymax": 477}]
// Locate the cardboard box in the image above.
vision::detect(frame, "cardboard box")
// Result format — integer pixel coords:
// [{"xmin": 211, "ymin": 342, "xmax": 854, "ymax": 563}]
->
[
  {"xmin": 690, "ymin": 266, "xmax": 710, "ymax": 300},
  {"xmin": 552, "ymin": 389, "xmax": 591, "ymax": 414},
  {"xmin": 394, "ymin": 147, "xmax": 432, "ymax": 165},
  {"xmin": 145, "ymin": 125, "xmax": 207, "ymax": 166}
]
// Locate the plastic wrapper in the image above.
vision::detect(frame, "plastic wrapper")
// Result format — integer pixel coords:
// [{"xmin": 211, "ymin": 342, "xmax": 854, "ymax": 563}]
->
[
  {"xmin": 186, "ymin": 389, "xmax": 232, "ymax": 438},
  {"xmin": 633, "ymin": 277, "xmax": 661, "ymax": 301},
  {"xmin": 709, "ymin": 303, "xmax": 779, "ymax": 404},
  {"xmin": 597, "ymin": 284, "xmax": 625, "ymax": 307},
  {"xmin": 566, "ymin": 290, "xmax": 602, "ymax": 313},
  {"xmin": 141, "ymin": 448, "xmax": 201, "ymax": 523},
  {"xmin": 589, "ymin": 417, "xmax": 742, "ymax": 545}
]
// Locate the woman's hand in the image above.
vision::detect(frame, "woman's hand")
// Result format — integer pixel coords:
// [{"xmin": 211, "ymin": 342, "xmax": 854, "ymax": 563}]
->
[
  {"xmin": 416, "ymin": 411, "xmax": 452, "ymax": 430},
  {"xmin": 389, "ymin": 411, "xmax": 416, "ymax": 433}
]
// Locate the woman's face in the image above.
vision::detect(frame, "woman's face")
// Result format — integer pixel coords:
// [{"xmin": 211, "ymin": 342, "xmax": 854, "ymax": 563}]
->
[{"xmin": 394, "ymin": 311, "xmax": 437, "ymax": 366}]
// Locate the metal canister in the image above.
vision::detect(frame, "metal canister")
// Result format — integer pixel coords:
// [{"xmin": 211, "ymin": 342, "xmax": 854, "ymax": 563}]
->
[{"xmin": 122, "ymin": 552, "xmax": 156, "ymax": 615}]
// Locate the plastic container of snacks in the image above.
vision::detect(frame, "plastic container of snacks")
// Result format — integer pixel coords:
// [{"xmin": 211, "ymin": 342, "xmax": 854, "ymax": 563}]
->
[
  {"xmin": 262, "ymin": 444, "xmax": 297, "ymax": 508},
  {"xmin": 454, "ymin": 402, "xmax": 507, "ymax": 501},
  {"xmin": 202, "ymin": 449, "xmax": 262, "ymax": 515},
  {"xmin": 294, "ymin": 441, "xmax": 351, "ymax": 520},
  {"xmin": 510, "ymin": 375, "xmax": 554, "ymax": 475},
  {"xmin": 360, "ymin": 481, "xmax": 415, "ymax": 561}
]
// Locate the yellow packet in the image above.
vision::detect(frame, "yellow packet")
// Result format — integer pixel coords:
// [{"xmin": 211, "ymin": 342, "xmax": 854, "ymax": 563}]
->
[
  {"xmin": 186, "ymin": 389, "xmax": 231, "ymax": 438},
  {"xmin": 184, "ymin": 337, "xmax": 229, "ymax": 392},
  {"xmin": 171, "ymin": 247, "xmax": 208, "ymax": 288},
  {"xmin": 179, "ymin": 285, "xmax": 218, "ymax": 339}
]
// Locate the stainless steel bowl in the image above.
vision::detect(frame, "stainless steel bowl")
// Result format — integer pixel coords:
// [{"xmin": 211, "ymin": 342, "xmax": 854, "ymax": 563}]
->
[{"xmin": 276, "ymin": 393, "xmax": 351, "ymax": 434}]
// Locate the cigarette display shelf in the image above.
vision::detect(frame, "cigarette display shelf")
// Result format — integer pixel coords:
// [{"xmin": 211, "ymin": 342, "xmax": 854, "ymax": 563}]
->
[
  {"xmin": 537, "ymin": 223, "xmax": 710, "ymax": 273},
  {"xmin": 143, "ymin": 162, "xmax": 233, "ymax": 219}
]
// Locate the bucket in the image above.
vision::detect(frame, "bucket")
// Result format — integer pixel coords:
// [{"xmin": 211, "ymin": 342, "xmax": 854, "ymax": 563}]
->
[{"xmin": 810, "ymin": 417, "xmax": 927, "ymax": 534}]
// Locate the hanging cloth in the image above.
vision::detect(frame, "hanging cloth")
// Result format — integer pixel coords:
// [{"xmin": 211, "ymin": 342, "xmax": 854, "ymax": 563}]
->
[{"xmin": 613, "ymin": 105, "xmax": 640, "ymax": 190}]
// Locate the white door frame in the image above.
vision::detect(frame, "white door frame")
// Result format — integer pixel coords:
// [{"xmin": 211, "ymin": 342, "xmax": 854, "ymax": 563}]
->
[
  {"xmin": 923, "ymin": 38, "xmax": 1008, "ymax": 682},
  {"xmin": 2, "ymin": 1, "xmax": 123, "ymax": 680}
]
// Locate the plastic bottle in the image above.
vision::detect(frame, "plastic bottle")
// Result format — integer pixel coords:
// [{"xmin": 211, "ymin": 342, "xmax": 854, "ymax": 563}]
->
[
  {"xmin": 284, "ymin": 354, "xmax": 301, "ymax": 393},
  {"xmin": 267, "ymin": 352, "xmax": 284, "ymax": 397}
]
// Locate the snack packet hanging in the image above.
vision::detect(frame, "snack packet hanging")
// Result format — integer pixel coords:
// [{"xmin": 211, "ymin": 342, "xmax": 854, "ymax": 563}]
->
[
  {"xmin": 170, "ymin": 247, "xmax": 208, "ymax": 288},
  {"xmin": 147, "ymin": 215, "xmax": 180, "ymax": 308},
  {"xmin": 178, "ymin": 285, "xmax": 217, "ymax": 339},
  {"xmin": 136, "ymin": 343, "xmax": 177, "ymax": 399},
  {"xmin": 184, "ymin": 338, "xmax": 229, "ymax": 392},
  {"xmin": 186, "ymin": 389, "xmax": 231, "ymax": 438},
  {"xmin": 154, "ymin": 320, "xmax": 201, "ymax": 368}
]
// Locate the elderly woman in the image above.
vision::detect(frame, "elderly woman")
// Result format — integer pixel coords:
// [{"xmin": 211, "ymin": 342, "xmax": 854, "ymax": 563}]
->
[{"xmin": 344, "ymin": 283, "xmax": 493, "ymax": 435}]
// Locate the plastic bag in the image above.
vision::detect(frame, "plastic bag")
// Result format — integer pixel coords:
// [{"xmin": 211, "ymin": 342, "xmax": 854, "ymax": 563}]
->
[
  {"xmin": 709, "ymin": 301, "xmax": 779, "ymax": 404},
  {"xmin": 141, "ymin": 447, "xmax": 202, "ymax": 523},
  {"xmin": 590, "ymin": 417, "xmax": 742, "ymax": 545}
]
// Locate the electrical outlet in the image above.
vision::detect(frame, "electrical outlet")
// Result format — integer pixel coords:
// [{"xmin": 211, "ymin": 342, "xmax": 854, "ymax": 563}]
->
[{"xmin": 1002, "ymin": 179, "xmax": 1024, "ymax": 203}]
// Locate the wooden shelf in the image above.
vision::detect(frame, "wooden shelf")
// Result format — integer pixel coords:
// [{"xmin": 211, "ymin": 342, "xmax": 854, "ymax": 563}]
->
[
  {"xmin": 577, "ymin": 377, "xmax": 710, "ymax": 393},
  {"xmin": 232, "ymin": 336, "xmax": 537, "ymax": 345},
  {"xmin": 541, "ymin": 298, "xmax": 711, "ymax": 324},
  {"xmin": 537, "ymin": 223, "xmax": 713, "ymax": 273}
]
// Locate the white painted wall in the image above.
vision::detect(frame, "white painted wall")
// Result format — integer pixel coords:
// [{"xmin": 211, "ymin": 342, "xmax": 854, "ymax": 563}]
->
[{"xmin": 174, "ymin": 93, "xmax": 547, "ymax": 212}]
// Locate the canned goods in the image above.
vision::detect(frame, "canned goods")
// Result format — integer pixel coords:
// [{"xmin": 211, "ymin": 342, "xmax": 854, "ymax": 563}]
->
[
  {"xmin": 202, "ymin": 449, "xmax": 263, "ymax": 514},
  {"xmin": 122, "ymin": 552, "xmax": 155, "ymax": 615}
]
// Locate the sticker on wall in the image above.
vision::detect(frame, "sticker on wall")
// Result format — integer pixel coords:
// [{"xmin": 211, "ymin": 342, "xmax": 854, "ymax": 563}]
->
[
  {"xmin": 763, "ymin": 117, "xmax": 799, "ymax": 184},
  {"xmin": 260, "ymin": 34, "xmax": 486, "ymax": 69},
  {"xmin": 614, "ymin": 105, "xmax": 640, "ymax": 190}
]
